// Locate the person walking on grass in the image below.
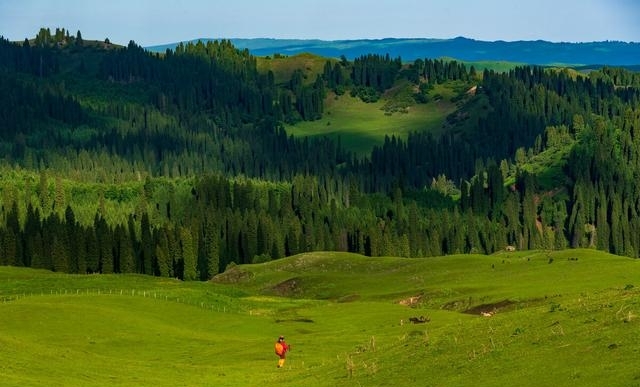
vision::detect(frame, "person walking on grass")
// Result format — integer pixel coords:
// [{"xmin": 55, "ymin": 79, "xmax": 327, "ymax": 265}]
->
[{"xmin": 274, "ymin": 335, "xmax": 290, "ymax": 368}]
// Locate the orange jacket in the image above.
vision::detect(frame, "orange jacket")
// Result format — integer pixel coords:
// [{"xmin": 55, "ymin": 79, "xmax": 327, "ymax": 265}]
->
[{"xmin": 275, "ymin": 341, "xmax": 289, "ymax": 356}]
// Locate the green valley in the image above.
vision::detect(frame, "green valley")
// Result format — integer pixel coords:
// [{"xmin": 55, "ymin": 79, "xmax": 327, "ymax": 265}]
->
[{"xmin": 1, "ymin": 4, "xmax": 640, "ymax": 387}]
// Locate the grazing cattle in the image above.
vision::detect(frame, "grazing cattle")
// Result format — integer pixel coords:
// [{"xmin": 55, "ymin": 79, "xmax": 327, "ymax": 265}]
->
[{"xmin": 408, "ymin": 315, "xmax": 430, "ymax": 324}]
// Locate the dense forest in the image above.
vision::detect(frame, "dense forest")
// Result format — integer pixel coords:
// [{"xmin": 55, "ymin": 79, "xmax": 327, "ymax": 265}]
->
[{"xmin": 1, "ymin": 28, "xmax": 639, "ymax": 280}]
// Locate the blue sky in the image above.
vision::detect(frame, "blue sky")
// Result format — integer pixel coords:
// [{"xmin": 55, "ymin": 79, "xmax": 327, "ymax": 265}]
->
[{"xmin": 1, "ymin": 0, "xmax": 638, "ymax": 46}]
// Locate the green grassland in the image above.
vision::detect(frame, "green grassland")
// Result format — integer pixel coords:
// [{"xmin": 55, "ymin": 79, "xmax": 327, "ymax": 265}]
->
[
  {"xmin": 285, "ymin": 94, "xmax": 450, "ymax": 155},
  {"xmin": 285, "ymin": 84, "xmax": 463, "ymax": 155},
  {"xmin": 257, "ymin": 53, "xmax": 331, "ymax": 86},
  {"xmin": 2, "ymin": 249, "xmax": 639, "ymax": 386},
  {"xmin": 443, "ymin": 57, "xmax": 523, "ymax": 73}
]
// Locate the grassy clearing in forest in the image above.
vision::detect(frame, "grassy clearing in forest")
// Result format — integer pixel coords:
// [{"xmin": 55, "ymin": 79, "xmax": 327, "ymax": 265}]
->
[
  {"xmin": 1, "ymin": 249, "xmax": 639, "ymax": 387},
  {"xmin": 285, "ymin": 92, "xmax": 455, "ymax": 155},
  {"xmin": 259, "ymin": 53, "xmax": 476, "ymax": 155}
]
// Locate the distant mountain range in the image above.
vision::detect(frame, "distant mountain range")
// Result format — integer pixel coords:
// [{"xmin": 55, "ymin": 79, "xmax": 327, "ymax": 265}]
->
[{"xmin": 146, "ymin": 37, "xmax": 640, "ymax": 66}]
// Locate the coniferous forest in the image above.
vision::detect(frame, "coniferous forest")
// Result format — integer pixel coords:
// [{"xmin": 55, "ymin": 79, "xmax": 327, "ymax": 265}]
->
[{"xmin": 1, "ymin": 28, "xmax": 640, "ymax": 280}]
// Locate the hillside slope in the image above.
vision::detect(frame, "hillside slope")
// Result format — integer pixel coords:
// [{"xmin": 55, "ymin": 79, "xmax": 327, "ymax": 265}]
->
[{"xmin": 1, "ymin": 250, "xmax": 639, "ymax": 386}]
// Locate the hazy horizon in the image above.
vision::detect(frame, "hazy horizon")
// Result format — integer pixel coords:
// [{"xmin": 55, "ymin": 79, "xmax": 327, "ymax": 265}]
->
[{"xmin": 1, "ymin": 0, "xmax": 639, "ymax": 46}]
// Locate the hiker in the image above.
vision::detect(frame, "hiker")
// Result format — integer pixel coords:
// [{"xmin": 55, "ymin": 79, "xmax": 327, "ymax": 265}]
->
[{"xmin": 274, "ymin": 335, "xmax": 290, "ymax": 368}]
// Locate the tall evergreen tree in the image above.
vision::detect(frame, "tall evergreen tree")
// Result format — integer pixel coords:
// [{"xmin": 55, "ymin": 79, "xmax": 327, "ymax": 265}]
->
[{"xmin": 180, "ymin": 227, "xmax": 197, "ymax": 280}]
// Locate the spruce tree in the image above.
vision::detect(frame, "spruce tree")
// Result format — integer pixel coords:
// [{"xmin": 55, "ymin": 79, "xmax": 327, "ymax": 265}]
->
[
  {"xmin": 204, "ymin": 217, "xmax": 219, "ymax": 278},
  {"xmin": 180, "ymin": 227, "xmax": 197, "ymax": 280}
]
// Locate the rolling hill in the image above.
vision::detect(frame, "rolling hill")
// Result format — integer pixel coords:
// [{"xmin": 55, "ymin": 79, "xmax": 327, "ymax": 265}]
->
[
  {"xmin": 1, "ymin": 249, "xmax": 639, "ymax": 386},
  {"xmin": 146, "ymin": 37, "xmax": 640, "ymax": 66}
]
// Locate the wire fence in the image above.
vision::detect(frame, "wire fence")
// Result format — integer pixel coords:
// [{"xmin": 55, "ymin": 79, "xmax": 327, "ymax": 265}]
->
[{"xmin": 0, "ymin": 287, "xmax": 233, "ymax": 313}]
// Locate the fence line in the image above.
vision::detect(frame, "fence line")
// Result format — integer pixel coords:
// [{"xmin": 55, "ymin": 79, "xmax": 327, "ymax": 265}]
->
[{"xmin": 0, "ymin": 287, "xmax": 234, "ymax": 313}]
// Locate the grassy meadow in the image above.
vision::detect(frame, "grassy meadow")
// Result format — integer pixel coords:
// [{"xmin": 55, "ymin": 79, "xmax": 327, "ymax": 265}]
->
[
  {"xmin": 257, "ymin": 53, "xmax": 330, "ymax": 86},
  {"xmin": 1, "ymin": 249, "xmax": 639, "ymax": 386},
  {"xmin": 258, "ymin": 52, "xmax": 472, "ymax": 155},
  {"xmin": 285, "ymin": 88, "xmax": 457, "ymax": 155}
]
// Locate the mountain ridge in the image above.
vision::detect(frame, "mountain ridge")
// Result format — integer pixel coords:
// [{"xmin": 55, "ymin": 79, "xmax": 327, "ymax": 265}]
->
[{"xmin": 146, "ymin": 36, "xmax": 640, "ymax": 65}]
